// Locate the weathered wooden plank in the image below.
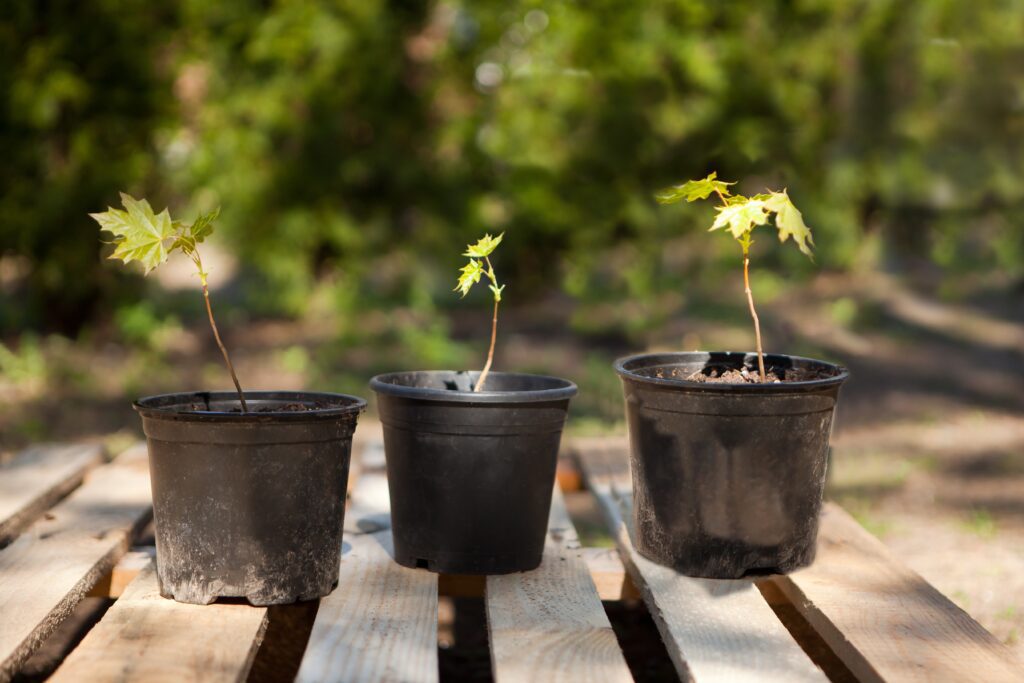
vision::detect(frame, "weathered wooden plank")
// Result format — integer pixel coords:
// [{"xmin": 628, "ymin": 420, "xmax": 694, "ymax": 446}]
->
[
  {"xmin": 0, "ymin": 444, "xmax": 104, "ymax": 546},
  {"xmin": 574, "ymin": 442, "xmax": 826, "ymax": 683},
  {"xmin": 486, "ymin": 486, "xmax": 634, "ymax": 683},
  {"xmin": 0, "ymin": 444, "xmax": 151, "ymax": 682},
  {"xmin": 296, "ymin": 470, "xmax": 439, "ymax": 683},
  {"xmin": 770, "ymin": 502, "xmax": 1024, "ymax": 683},
  {"xmin": 437, "ymin": 550, "xmax": 638, "ymax": 602},
  {"xmin": 50, "ymin": 562, "xmax": 267, "ymax": 683}
]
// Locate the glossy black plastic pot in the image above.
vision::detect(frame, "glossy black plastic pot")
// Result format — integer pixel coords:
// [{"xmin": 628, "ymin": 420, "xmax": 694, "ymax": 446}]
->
[
  {"xmin": 615, "ymin": 352, "xmax": 848, "ymax": 578},
  {"xmin": 370, "ymin": 371, "xmax": 577, "ymax": 574},
  {"xmin": 135, "ymin": 391, "xmax": 366, "ymax": 605}
]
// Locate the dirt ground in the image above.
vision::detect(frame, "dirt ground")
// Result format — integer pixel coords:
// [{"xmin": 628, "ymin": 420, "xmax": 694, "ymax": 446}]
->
[{"xmin": 1, "ymin": 268, "xmax": 1022, "ymax": 659}]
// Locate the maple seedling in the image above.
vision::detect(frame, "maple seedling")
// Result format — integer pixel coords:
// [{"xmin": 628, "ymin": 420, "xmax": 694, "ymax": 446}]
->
[
  {"xmin": 454, "ymin": 232, "xmax": 505, "ymax": 392},
  {"xmin": 90, "ymin": 193, "xmax": 248, "ymax": 412},
  {"xmin": 656, "ymin": 173, "xmax": 815, "ymax": 382}
]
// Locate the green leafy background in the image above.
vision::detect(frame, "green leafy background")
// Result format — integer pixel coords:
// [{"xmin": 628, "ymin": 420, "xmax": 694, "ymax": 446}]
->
[{"xmin": 2, "ymin": 0, "xmax": 1022, "ymax": 333}]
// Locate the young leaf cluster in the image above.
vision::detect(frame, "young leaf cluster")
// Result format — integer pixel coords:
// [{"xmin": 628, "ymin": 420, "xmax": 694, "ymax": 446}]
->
[
  {"xmin": 90, "ymin": 193, "xmax": 221, "ymax": 283},
  {"xmin": 656, "ymin": 173, "xmax": 814, "ymax": 258},
  {"xmin": 455, "ymin": 232, "xmax": 505, "ymax": 302}
]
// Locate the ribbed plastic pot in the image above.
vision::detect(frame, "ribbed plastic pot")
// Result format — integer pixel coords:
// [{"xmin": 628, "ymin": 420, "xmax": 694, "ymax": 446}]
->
[
  {"xmin": 615, "ymin": 352, "xmax": 848, "ymax": 578},
  {"xmin": 370, "ymin": 371, "xmax": 577, "ymax": 575},
  {"xmin": 135, "ymin": 391, "xmax": 366, "ymax": 605}
]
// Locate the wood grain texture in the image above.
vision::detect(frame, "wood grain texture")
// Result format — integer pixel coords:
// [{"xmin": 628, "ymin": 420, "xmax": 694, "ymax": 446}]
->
[
  {"xmin": 771, "ymin": 502, "xmax": 1024, "ymax": 683},
  {"xmin": 486, "ymin": 487, "xmax": 634, "ymax": 683},
  {"xmin": 574, "ymin": 442, "xmax": 826, "ymax": 683},
  {"xmin": 0, "ymin": 444, "xmax": 151, "ymax": 682},
  {"xmin": 0, "ymin": 443, "xmax": 104, "ymax": 546},
  {"xmin": 50, "ymin": 562, "xmax": 268, "ymax": 683},
  {"xmin": 297, "ymin": 470, "xmax": 439, "ymax": 683}
]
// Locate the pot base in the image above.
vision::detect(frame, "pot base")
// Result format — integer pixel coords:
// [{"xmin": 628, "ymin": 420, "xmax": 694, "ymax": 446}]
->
[
  {"xmin": 392, "ymin": 547, "xmax": 543, "ymax": 575},
  {"xmin": 633, "ymin": 532, "xmax": 817, "ymax": 579},
  {"xmin": 158, "ymin": 577, "xmax": 341, "ymax": 607}
]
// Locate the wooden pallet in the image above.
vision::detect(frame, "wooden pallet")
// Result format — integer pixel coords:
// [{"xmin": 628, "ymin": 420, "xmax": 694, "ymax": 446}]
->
[{"xmin": 0, "ymin": 435, "xmax": 1021, "ymax": 682}]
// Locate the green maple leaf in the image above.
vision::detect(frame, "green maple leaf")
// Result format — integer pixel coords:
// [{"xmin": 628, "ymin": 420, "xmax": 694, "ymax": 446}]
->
[
  {"xmin": 764, "ymin": 191, "xmax": 814, "ymax": 258},
  {"xmin": 710, "ymin": 199, "xmax": 769, "ymax": 239},
  {"xmin": 188, "ymin": 207, "xmax": 220, "ymax": 243},
  {"xmin": 455, "ymin": 259, "xmax": 483, "ymax": 297},
  {"xmin": 90, "ymin": 193, "xmax": 175, "ymax": 274},
  {"xmin": 464, "ymin": 232, "xmax": 504, "ymax": 258},
  {"xmin": 655, "ymin": 172, "xmax": 735, "ymax": 205}
]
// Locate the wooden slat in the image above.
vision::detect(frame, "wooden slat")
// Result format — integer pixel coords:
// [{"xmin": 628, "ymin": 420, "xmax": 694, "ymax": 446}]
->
[
  {"xmin": 486, "ymin": 487, "xmax": 634, "ymax": 682},
  {"xmin": 0, "ymin": 444, "xmax": 151, "ymax": 681},
  {"xmin": 296, "ymin": 470, "xmax": 439, "ymax": 683},
  {"xmin": 575, "ymin": 443, "xmax": 826, "ymax": 683},
  {"xmin": 50, "ymin": 562, "xmax": 268, "ymax": 683},
  {"xmin": 437, "ymin": 550, "xmax": 639, "ymax": 602},
  {"xmin": 0, "ymin": 444, "xmax": 104, "ymax": 546},
  {"xmin": 770, "ymin": 503, "xmax": 1024, "ymax": 683}
]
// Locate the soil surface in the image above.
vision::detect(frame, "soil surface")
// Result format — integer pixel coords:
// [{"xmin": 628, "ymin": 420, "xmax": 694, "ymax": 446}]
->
[{"xmin": 647, "ymin": 365, "xmax": 827, "ymax": 384}]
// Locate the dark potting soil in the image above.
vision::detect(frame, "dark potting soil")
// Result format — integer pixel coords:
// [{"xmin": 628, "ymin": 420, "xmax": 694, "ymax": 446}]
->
[
  {"xmin": 650, "ymin": 365, "xmax": 828, "ymax": 384},
  {"xmin": 184, "ymin": 402, "xmax": 329, "ymax": 413}
]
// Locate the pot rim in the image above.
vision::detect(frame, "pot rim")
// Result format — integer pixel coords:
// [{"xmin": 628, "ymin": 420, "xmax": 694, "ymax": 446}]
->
[
  {"xmin": 614, "ymin": 351, "xmax": 848, "ymax": 393},
  {"xmin": 370, "ymin": 370, "xmax": 578, "ymax": 404},
  {"xmin": 134, "ymin": 390, "xmax": 367, "ymax": 422}
]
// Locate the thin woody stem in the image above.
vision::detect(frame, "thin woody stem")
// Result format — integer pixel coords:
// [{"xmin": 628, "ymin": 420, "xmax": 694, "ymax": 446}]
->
[
  {"xmin": 194, "ymin": 251, "xmax": 248, "ymax": 412},
  {"xmin": 475, "ymin": 297, "xmax": 499, "ymax": 392},
  {"xmin": 742, "ymin": 246, "xmax": 767, "ymax": 382},
  {"xmin": 474, "ymin": 255, "xmax": 500, "ymax": 392}
]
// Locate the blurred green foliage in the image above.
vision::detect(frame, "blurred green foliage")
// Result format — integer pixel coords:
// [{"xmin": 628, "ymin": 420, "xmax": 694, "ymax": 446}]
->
[
  {"xmin": 2, "ymin": 0, "xmax": 1023, "ymax": 332},
  {"xmin": 0, "ymin": 1, "xmax": 177, "ymax": 330}
]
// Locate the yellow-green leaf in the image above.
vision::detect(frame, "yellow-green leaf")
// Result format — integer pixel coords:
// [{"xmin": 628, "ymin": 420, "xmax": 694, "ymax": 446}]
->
[
  {"xmin": 464, "ymin": 232, "xmax": 504, "ymax": 258},
  {"xmin": 655, "ymin": 172, "xmax": 734, "ymax": 205},
  {"xmin": 710, "ymin": 199, "xmax": 769, "ymax": 239},
  {"xmin": 90, "ymin": 193, "xmax": 175, "ymax": 274},
  {"xmin": 764, "ymin": 191, "xmax": 814, "ymax": 258},
  {"xmin": 455, "ymin": 259, "xmax": 483, "ymax": 297}
]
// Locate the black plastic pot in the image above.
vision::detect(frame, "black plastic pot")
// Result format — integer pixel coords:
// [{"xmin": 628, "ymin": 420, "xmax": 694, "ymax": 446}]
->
[
  {"xmin": 615, "ymin": 352, "xmax": 848, "ymax": 578},
  {"xmin": 135, "ymin": 391, "xmax": 366, "ymax": 605},
  {"xmin": 369, "ymin": 371, "xmax": 577, "ymax": 574}
]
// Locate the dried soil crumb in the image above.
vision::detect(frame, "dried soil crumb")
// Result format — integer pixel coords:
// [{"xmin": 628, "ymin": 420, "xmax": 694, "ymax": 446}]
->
[
  {"xmin": 687, "ymin": 366, "xmax": 784, "ymax": 384},
  {"xmin": 650, "ymin": 365, "xmax": 826, "ymax": 384}
]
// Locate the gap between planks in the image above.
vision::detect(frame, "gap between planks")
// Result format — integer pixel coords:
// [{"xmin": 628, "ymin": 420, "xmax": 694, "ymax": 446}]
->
[
  {"xmin": 0, "ymin": 443, "xmax": 105, "ymax": 547},
  {"xmin": 296, "ymin": 445, "xmax": 439, "ymax": 683},
  {"xmin": 573, "ymin": 440, "xmax": 827, "ymax": 683},
  {"xmin": 49, "ymin": 561, "xmax": 268, "ymax": 683},
  {"xmin": 0, "ymin": 443, "xmax": 152, "ymax": 683},
  {"xmin": 769, "ymin": 502, "xmax": 1024, "ymax": 683},
  {"xmin": 485, "ymin": 485, "xmax": 634, "ymax": 682},
  {"xmin": 573, "ymin": 438, "xmax": 1024, "ymax": 683}
]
